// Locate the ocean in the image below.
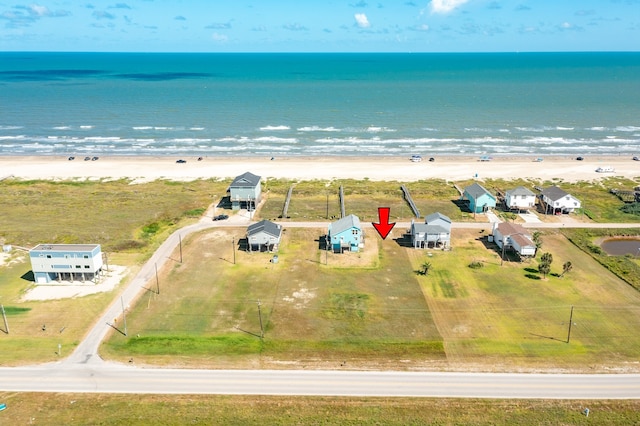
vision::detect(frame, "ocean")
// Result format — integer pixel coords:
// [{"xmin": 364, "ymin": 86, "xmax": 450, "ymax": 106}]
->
[{"xmin": 1, "ymin": 52, "xmax": 639, "ymax": 157}]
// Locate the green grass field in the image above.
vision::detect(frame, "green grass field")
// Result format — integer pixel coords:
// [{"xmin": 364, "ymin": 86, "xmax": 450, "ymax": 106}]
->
[
  {"xmin": 102, "ymin": 227, "xmax": 444, "ymax": 368},
  {"xmin": 100, "ymin": 225, "xmax": 640, "ymax": 372},
  {"xmin": 1, "ymin": 392, "xmax": 639, "ymax": 425}
]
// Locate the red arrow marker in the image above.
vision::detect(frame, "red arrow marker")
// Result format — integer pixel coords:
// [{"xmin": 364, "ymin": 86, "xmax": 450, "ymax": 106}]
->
[{"xmin": 372, "ymin": 207, "xmax": 396, "ymax": 240}]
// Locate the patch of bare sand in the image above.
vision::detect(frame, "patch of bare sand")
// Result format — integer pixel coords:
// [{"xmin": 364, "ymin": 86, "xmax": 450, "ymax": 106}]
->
[{"xmin": 21, "ymin": 265, "xmax": 128, "ymax": 301}]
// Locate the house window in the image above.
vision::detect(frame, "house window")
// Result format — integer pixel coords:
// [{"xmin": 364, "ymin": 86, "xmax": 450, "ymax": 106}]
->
[
  {"xmin": 46, "ymin": 255, "xmax": 52, "ymax": 259},
  {"xmin": 352, "ymin": 230, "xmax": 358, "ymax": 235},
  {"xmin": 75, "ymin": 265, "xmax": 81, "ymax": 269},
  {"xmin": 84, "ymin": 265, "xmax": 90, "ymax": 269},
  {"xmin": 83, "ymin": 255, "xmax": 89, "ymax": 259}
]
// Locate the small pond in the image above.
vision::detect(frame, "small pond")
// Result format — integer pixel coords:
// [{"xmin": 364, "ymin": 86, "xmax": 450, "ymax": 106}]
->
[{"xmin": 600, "ymin": 238, "xmax": 640, "ymax": 256}]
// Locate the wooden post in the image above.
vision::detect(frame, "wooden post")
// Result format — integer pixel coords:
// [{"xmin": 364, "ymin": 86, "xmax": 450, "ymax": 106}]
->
[
  {"xmin": 566, "ymin": 305, "xmax": 574, "ymax": 344},
  {"xmin": 155, "ymin": 263, "xmax": 160, "ymax": 295},
  {"xmin": 121, "ymin": 296, "xmax": 128, "ymax": 336},
  {"xmin": 257, "ymin": 300, "xmax": 264, "ymax": 339},
  {"xmin": 232, "ymin": 237, "xmax": 236, "ymax": 264},
  {"xmin": 1, "ymin": 304, "xmax": 9, "ymax": 334}
]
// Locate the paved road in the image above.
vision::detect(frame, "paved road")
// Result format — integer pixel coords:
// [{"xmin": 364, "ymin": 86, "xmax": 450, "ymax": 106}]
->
[
  {"xmin": 1, "ymin": 209, "xmax": 638, "ymax": 398},
  {"xmin": 1, "ymin": 365, "xmax": 639, "ymax": 398}
]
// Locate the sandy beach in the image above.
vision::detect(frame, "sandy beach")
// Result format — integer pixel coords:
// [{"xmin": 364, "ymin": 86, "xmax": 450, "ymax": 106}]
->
[{"xmin": 0, "ymin": 155, "xmax": 638, "ymax": 183}]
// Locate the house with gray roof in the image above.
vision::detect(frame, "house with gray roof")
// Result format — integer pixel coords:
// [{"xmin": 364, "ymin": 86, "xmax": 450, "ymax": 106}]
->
[
  {"xmin": 492, "ymin": 222, "xmax": 537, "ymax": 258},
  {"xmin": 328, "ymin": 214, "xmax": 363, "ymax": 253},
  {"xmin": 410, "ymin": 212, "xmax": 452, "ymax": 249},
  {"xmin": 247, "ymin": 220, "xmax": 282, "ymax": 252},
  {"xmin": 540, "ymin": 185, "xmax": 581, "ymax": 214},
  {"xmin": 505, "ymin": 186, "xmax": 537, "ymax": 211},
  {"xmin": 229, "ymin": 171, "xmax": 261, "ymax": 211},
  {"xmin": 463, "ymin": 182, "xmax": 496, "ymax": 213}
]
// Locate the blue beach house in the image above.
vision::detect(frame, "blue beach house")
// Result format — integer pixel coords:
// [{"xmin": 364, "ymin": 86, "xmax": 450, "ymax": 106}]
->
[
  {"xmin": 328, "ymin": 214, "xmax": 363, "ymax": 253},
  {"xmin": 229, "ymin": 171, "xmax": 261, "ymax": 211},
  {"xmin": 29, "ymin": 244, "xmax": 103, "ymax": 284},
  {"xmin": 463, "ymin": 182, "xmax": 496, "ymax": 214}
]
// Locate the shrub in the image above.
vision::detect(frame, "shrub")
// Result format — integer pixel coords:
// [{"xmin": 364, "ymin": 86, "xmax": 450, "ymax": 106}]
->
[{"xmin": 468, "ymin": 261, "xmax": 483, "ymax": 269}]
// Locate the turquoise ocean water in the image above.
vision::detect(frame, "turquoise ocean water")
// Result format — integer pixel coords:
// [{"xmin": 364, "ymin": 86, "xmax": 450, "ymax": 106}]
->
[{"xmin": 0, "ymin": 52, "xmax": 639, "ymax": 157}]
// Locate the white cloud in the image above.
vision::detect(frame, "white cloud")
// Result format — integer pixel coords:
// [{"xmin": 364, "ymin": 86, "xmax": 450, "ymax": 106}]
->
[
  {"xmin": 430, "ymin": 0, "xmax": 469, "ymax": 14},
  {"xmin": 561, "ymin": 22, "xmax": 572, "ymax": 29},
  {"xmin": 354, "ymin": 13, "xmax": 370, "ymax": 28},
  {"xmin": 211, "ymin": 32, "xmax": 228, "ymax": 42}
]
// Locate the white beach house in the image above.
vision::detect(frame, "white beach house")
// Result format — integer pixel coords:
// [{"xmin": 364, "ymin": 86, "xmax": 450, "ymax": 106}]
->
[{"xmin": 29, "ymin": 244, "xmax": 104, "ymax": 284}]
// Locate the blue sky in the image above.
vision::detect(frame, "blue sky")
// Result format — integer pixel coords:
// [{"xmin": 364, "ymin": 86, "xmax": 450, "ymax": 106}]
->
[{"xmin": 0, "ymin": 1, "xmax": 638, "ymax": 52}]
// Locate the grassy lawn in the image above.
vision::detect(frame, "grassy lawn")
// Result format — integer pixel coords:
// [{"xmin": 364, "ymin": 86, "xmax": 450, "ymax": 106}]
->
[
  {"xmin": 0, "ymin": 257, "xmax": 121, "ymax": 365},
  {"xmin": 1, "ymin": 392, "xmax": 639, "ymax": 425},
  {"xmin": 102, "ymin": 227, "xmax": 444, "ymax": 369},
  {"xmin": 407, "ymin": 229, "xmax": 640, "ymax": 371},
  {"xmin": 0, "ymin": 178, "xmax": 228, "ymax": 365}
]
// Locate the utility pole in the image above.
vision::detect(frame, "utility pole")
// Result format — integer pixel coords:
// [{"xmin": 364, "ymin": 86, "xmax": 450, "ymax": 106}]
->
[
  {"xmin": 155, "ymin": 263, "xmax": 160, "ymax": 295},
  {"xmin": 121, "ymin": 296, "xmax": 128, "ymax": 336},
  {"xmin": 326, "ymin": 193, "xmax": 329, "ymax": 219},
  {"xmin": 325, "ymin": 234, "xmax": 329, "ymax": 265},
  {"xmin": 232, "ymin": 237, "xmax": 236, "ymax": 264},
  {"xmin": 566, "ymin": 305, "xmax": 574, "ymax": 344},
  {"xmin": 1, "ymin": 304, "xmax": 9, "ymax": 334},
  {"xmin": 500, "ymin": 237, "xmax": 506, "ymax": 266},
  {"xmin": 257, "ymin": 300, "xmax": 264, "ymax": 339}
]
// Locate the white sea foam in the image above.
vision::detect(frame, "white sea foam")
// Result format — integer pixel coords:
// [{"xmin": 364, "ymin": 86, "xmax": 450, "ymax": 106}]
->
[
  {"xmin": 253, "ymin": 137, "xmax": 298, "ymax": 143},
  {"xmin": 0, "ymin": 126, "xmax": 23, "ymax": 130},
  {"xmin": 589, "ymin": 127, "xmax": 607, "ymax": 131},
  {"xmin": 366, "ymin": 126, "xmax": 396, "ymax": 133},
  {"xmin": 259, "ymin": 125, "xmax": 290, "ymax": 131},
  {"xmin": 297, "ymin": 126, "xmax": 341, "ymax": 132},
  {"xmin": 0, "ymin": 135, "xmax": 25, "ymax": 140},
  {"xmin": 556, "ymin": 126, "xmax": 574, "ymax": 131},
  {"xmin": 515, "ymin": 127, "xmax": 545, "ymax": 132},
  {"xmin": 53, "ymin": 126, "xmax": 71, "ymax": 130},
  {"xmin": 133, "ymin": 126, "xmax": 153, "ymax": 130},
  {"xmin": 189, "ymin": 127, "xmax": 205, "ymax": 131},
  {"xmin": 616, "ymin": 126, "xmax": 640, "ymax": 132},
  {"xmin": 80, "ymin": 125, "xmax": 93, "ymax": 129}
]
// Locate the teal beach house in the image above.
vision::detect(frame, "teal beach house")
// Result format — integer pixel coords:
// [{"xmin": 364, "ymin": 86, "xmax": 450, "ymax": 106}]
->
[
  {"xmin": 463, "ymin": 182, "xmax": 496, "ymax": 213},
  {"xmin": 328, "ymin": 214, "xmax": 363, "ymax": 253}
]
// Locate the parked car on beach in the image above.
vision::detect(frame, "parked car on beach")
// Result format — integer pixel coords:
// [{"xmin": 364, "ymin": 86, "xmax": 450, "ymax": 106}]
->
[
  {"xmin": 212, "ymin": 214, "xmax": 229, "ymax": 221},
  {"xmin": 176, "ymin": 159, "xmax": 187, "ymax": 163},
  {"xmin": 410, "ymin": 155, "xmax": 422, "ymax": 162}
]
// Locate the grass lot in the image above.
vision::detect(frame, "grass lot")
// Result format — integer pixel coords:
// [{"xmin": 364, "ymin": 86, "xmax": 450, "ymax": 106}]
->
[
  {"xmin": 407, "ymin": 229, "xmax": 640, "ymax": 371},
  {"xmin": 0, "ymin": 178, "xmax": 228, "ymax": 364},
  {"xmin": 103, "ymin": 228, "xmax": 444, "ymax": 369},
  {"xmin": 102, "ymin": 226, "xmax": 640, "ymax": 372},
  {"xmin": 0, "ymin": 257, "xmax": 120, "ymax": 365},
  {"xmin": 259, "ymin": 176, "xmax": 640, "ymax": 224},
  {"xmin": 0, "ymin": 178, "xmax": 228, "ymax": 251},
  {"xmin": 1, "ymin": 392, "xmax": 639, "ymax": 425}
]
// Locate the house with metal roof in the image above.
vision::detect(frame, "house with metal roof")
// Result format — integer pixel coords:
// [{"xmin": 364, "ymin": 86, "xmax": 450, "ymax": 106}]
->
[
  {"xmin": 328, "ymin": 214, "xmax": 363, "ymax": 253},
  {"xmin": 247, "ymin": 220, "xmax": 282, "ymax": 252},
  {"xmin": 229, "ymin": 171, "xmax": 261, "ymax": 211},
  {"xmin": 463, "ymin": 182, "xmax": 496, "ymax": 213},
  {"xmin": 410, "ymin": 212, "xmax": 452, "ymax": 249},
  {"xmin": 29, "ymin": 244, "xmax": 103, "ymax": 284},
  {"xmin": 492, "ymin": 223, "xmax": 537, "ymax": 258},
  {"xmin": 505, "ymin": 186, "xmax": 537, "ymax": 211},
  {"xmin": 540, "ymin": 185, "xmax": 581, "ymax": 214}
]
